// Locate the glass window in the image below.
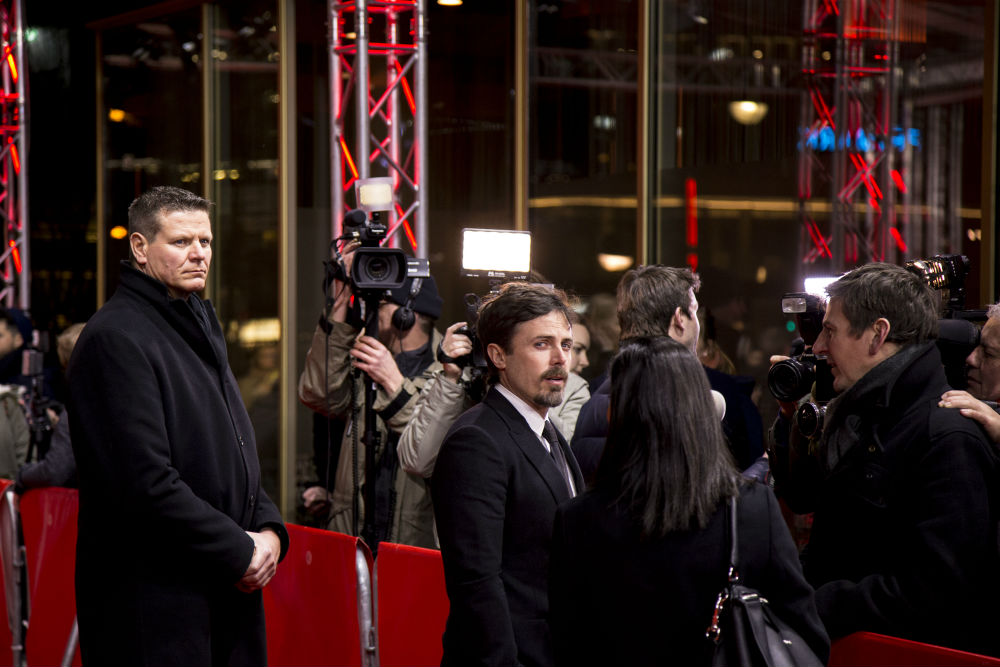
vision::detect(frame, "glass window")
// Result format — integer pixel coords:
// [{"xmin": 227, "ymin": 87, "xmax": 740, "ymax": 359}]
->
[{"xmin": 648, "ymin": 0, "xmax": 987, "ymax": 422}]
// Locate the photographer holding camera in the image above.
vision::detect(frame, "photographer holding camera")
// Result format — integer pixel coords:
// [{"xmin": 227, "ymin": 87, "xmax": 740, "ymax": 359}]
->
[
  {"xmin": 768, "ymin": 263, "xmax": 1000, "ymax": 655},
  {"xmin": 939, "ymin": 302, "xmax": 1000, "ymax": 441},
  {"xmin": 298, "ymin": 239, "xmax": 445, "ymax": 549}
]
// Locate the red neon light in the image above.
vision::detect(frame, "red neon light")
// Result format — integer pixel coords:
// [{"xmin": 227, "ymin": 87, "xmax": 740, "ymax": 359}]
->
[
  {"xmin": 684, "ymin": 178, "xmax": 698, "ymax": 247},
  {"xmin": 806, "ymin": 220, "xmax": 832, "ymax": 258},
  {"xmin": 403, "ymin": 220, "xmax": 417, "ymax": 251},
  {"xmin": 6, "ymin": 53, "xmax": 16, "ymax": 83},
  {"xmin": 8, "ymin": 240, "xmax": 20, "ymax": 273},
  {"xmin": 394, "ymin": 61, "xmax": 416, "ymax": 114},
  {"xmin": 868, "ymin": 196, "xmax": 881, "ymax": 214},
  {"xmin": 10, "ymin": 142, "xmax": 19, "ymax": 174},
  {"xmin": 686, "ymin": 252, "xmax": 698, "ymax": 273},
  {"xmin": 890, "ymin": 169, "xmax": 907, "ymax": 193},
  {"xmin": 339, "ymin": 137, "xmax": 359, "ymax": 179},
  {"xmin": 890, "ymin": 227, "xmax": 907, "ymax": 252}
]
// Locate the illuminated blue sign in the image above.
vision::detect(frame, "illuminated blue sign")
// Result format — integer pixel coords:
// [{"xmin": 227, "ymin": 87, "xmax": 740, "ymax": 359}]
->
[{"xmin": 798, "ymin": 126, "xmax": 921, "ymax": 153}]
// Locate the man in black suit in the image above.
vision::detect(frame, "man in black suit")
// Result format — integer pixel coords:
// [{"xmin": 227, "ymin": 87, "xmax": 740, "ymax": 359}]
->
[{"xmin": 431, "ymin": 282, "xmax": 584, "ymax": 667}]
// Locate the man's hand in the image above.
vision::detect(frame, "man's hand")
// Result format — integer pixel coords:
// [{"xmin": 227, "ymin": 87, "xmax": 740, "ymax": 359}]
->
[
  {"xmin": 940, "ymin": 390, "xmax": 1000, "ymax": 442},
  {"xmin": 440, "ymin": 322, "xmax": 472, "ymax": 381},
  {"xmin": 328, "ymin": 241, "xmax": 360, "ymax": 323},
  {"xmin": 351, "ymin": 335, "xmax": 404, "ymax": 395},
  {"xmin": 301, "ymin": 485, "xmax": 331, "ymax": 516},
  {"xmin": 237, "ymin": 529, "xmax": 281, "ymax": 593}
]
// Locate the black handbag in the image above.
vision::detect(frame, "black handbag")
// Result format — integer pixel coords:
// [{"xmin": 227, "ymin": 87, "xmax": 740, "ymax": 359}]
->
[{"xmin": 705, "ymin": 496, "xmax": 825, "ymax": 667}]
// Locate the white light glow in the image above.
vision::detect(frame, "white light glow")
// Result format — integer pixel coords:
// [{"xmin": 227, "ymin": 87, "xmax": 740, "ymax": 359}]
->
[
  {"xmin": 804, "ymin": 276, "xmax": 838, "ymax": 297},
  {"xmin": 728, "ymin": 100, "xmax": 769, "ymax": 125},
  {"xmin": 462, "ymin": 229, "xmax": 531, "ymax": 273}
]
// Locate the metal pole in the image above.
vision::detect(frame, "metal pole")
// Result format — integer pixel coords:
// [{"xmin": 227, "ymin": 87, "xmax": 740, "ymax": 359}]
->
[
  {"xmin": 388, "ymin": 7, "xmax": 400, "ymax": 245},
  {"xmin": 330, "ymin": 0, "xmax": 343, "ymax": 237},
  {"xmin": 14, "ymin": 0, "xmax": 27, "ymax": 310},
  {"xmin": 355, "ymin": 0, "xmax": 370, "ymax": 182},
  {"xmin": 415, "ymin": 0, "xmax": 428, "ymax": 257}
]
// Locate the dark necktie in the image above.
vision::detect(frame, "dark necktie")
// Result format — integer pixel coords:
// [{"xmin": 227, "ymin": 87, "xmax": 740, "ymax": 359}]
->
[{"xmin": 543, "ymin": 420, "xmax": 575, "ymax": 497}]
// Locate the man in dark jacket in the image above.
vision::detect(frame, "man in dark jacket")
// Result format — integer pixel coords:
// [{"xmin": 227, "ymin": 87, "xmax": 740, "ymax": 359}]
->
[
  {"xmin": 572, "ymin": 265, "xmax": 765, "ymax": 480},
  {"xmin": 69, "ymin": 186, "xmax": 288, "ymax": 667},
  {"xmin": 432, "ymin": 282, "xmax": 584, "ymax": 667},
  {"xmin": 770, "ymin": 263, "xmax": 1000, "ymax": 655}
]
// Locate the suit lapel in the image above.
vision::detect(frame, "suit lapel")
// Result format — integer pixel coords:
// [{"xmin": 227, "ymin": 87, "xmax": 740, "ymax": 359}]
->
[{"xmin": 483, "ymin": 388, "xmax": 575, "ymax": 503}]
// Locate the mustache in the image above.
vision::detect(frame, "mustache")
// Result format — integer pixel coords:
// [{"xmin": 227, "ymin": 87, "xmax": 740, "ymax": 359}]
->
[{"xmin": 542, "ymin": 368, "xmax": 568, "ymax": 382}]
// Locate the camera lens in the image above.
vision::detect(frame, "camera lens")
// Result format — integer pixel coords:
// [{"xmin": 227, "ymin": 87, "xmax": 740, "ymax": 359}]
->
[
  {"xmin": 361, "ymin": 256, "xmax": 390, "ymax": 281},
  {"xmin": 767, "ymin": 358, "xmax": 815, "ymax": 403},
  {"xmin": 795, "ymin": 402, "xmax": 826, "ymax": 438}
]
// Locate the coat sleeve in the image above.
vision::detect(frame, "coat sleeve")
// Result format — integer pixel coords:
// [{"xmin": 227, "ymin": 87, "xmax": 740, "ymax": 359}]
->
[
  {"xmin": 431, "ymin": 422, "xmax": 519, "ymax": 666},
  {"xmin": 298, "ymin": 320, "xmax": 358, "ymax": 418},
  {"xmin": 16, "ymin": 412, "xmax": 77, "ymax": 490},
  {"xmin": 397, "ymin": 369, "xmax": 468, "ymax": 477},
  {"xmin": 756, "ymin": 486, "xmax": 831, "ymax": 662},
  {"xmin": 814, "ymin": 429, "xmax": 997, "ymax": 641},
  {"xmin": 549, "ymin": 373, "xmax": 590, "ymax": 442},
  {"xmin": 70, "ymin": 327, "xmax": 255, "ymax": 582}
]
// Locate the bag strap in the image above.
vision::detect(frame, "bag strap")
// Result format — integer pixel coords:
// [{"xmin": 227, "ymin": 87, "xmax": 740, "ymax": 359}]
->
[
  {"xmin": 707, "ymin": 494, "xmax": 741, "ymax": 642},
  {"xmin": 727, "ymin": 495, "xmax": 740, "ymax": 584}
]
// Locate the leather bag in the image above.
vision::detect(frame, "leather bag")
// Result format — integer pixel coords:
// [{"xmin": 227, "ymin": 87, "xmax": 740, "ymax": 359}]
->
[{"xmin": 705, "ymin": 496, "xmax": 825, "ymax": 667}]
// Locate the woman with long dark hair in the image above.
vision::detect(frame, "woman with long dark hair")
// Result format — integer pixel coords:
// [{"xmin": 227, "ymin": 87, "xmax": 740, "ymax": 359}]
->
[{"xmin": 548, "ymin": 337, "xmax": 828, "ymax": 666}]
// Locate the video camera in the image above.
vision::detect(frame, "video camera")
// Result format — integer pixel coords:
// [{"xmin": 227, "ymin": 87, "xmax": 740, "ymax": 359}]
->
[
  {"xmin": 905, "ymin": 253, "xmax": 986, "ymax": 390},
  {"xmin": 22, "ymin": 331, "xmax": 57, "ymax": 461},
  {"xmin": 323, "ymin": 178, "xmax": 429, "ymax": 326},
  {"xmin": 768, "ymin": 292, "xmax": 836, "ymax": 438}
]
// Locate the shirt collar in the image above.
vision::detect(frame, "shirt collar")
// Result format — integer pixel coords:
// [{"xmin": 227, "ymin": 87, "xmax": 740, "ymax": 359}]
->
[{"xmin": 495, "ymin": 383, "xmax": 548, "ymax": 439}]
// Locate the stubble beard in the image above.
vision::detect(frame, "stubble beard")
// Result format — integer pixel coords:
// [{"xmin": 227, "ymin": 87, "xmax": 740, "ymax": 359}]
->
[{"xmin": 534, "ymin": 368, "xmax": 568, "ymax": 408}]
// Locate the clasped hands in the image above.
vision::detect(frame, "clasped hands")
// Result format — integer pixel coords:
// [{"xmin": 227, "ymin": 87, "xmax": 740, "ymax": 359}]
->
[{"xmin": 238, "ymin": 529, "xmax": 281, "ymax": 593}]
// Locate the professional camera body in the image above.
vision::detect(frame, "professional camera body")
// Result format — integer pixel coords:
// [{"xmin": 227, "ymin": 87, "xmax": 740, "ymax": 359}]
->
[
  {"xmin": 768, "ymin": 292, "xmax": 836, "ymax": 438},
  {"xmin": 905, "ymin": 253, "xmax": 986, "ymax": 390}
]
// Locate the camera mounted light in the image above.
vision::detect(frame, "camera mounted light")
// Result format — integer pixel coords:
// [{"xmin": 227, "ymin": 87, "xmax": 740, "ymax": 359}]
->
[
  {"xmin": 354, "ymin": 177, "xmax": 394, "ymax": 215},
  {"xmin": 461, "ymin": 228, "xmax": 531, "ymax": 282}
]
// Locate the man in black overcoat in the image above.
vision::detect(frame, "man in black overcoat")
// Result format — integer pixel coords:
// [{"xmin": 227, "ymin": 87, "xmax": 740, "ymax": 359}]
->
[
  {"xmin": 770, "ymin": 263, "xmax": 1000, "ymax": 656},
  {"xmin": 69, "ymin": 187, "xmax": 288, "ymax": 666},
  {"xmin": 431, "ymin": 282, "xmax": 584, "ymax": 667}
]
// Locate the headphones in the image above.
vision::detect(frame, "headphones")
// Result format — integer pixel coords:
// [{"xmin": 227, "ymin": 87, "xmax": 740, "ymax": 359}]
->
[{"xmin": 391, "ymin": 277, "xmax": 423, "ymax": 332}]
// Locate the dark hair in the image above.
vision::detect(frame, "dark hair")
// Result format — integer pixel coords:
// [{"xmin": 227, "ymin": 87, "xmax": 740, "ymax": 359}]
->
[
  {"xmin": 826, "ymin": 262, "xmax": 938, "ymax": 345},
  {"xmin": 596, "ymin": 337, "xmax": 739, "ymax": 538},
  {"xmin": 476, "ymin": 282, "xmax": 572, "ymax": 377},
  {"xmin": 616, "ymin": 265, "xmax": 700, "ymax": 340},
  {"xmin": 0, "ymin": 310, "xmax": 19, "ymax": 336},
  {"xmin": 128, "ymin": 186, "xmax": 212, "ymax": 262}
]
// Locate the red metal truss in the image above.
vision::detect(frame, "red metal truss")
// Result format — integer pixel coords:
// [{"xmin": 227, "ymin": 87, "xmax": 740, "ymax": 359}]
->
[
  {"xmin": 798, "ymin": 0, "xmax": 899, "ymax": 274},
  {"xmin": 0, "ymin": 0, "xmax": 26, "ymax": 308},
  {"xmin": 328, "ymin": 0, "xmax": 427, "ymax": 256}
]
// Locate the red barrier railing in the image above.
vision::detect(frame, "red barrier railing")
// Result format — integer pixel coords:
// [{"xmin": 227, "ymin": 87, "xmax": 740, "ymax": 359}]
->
[
  {"xmin": 19, "ymin": 487, "xmax": 80, "ymax": 667},
  {"xmin": 0, "ymin": 479, "xmax": 16, "ymax": 667},
  {"xmin": 263, "ymin": 523, "xmax": 374, "ymax": 667},
  {"xmin": 375, "ymin": 542, "xmax": 448, "ymax": 667},
  {"xmin": 7, "ymin": 487, "xmax": 1000, "ymax": 667},
  {"xmin": 831, "ymin": 631, "xmax": 1000, "ymax": 666}
]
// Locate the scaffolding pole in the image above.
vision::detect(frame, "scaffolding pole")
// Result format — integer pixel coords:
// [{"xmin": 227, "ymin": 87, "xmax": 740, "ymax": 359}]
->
[
  {"xmin": 329, "ymin": 0, "xmax": 427, "ymax": 258},
  {"xmin": 0, "ymin": 0, "xmax": 27, "ymax": 310}
]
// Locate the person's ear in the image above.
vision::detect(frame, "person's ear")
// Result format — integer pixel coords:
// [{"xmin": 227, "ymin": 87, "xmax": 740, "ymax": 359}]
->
[
  {"xmin": 130, "ymin": 232, "xmax": 149, "ymax": 266},
  {"xmin": 671, "ymin": 306, "xmax": 686, "ymax": 336},
  {"xmin": 869, "ymin": 318, "xmax": 891, "ymax": 355},
  {"xmin": 487, "ymin": 343, "xmax": 506, "ymax": 371}
]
